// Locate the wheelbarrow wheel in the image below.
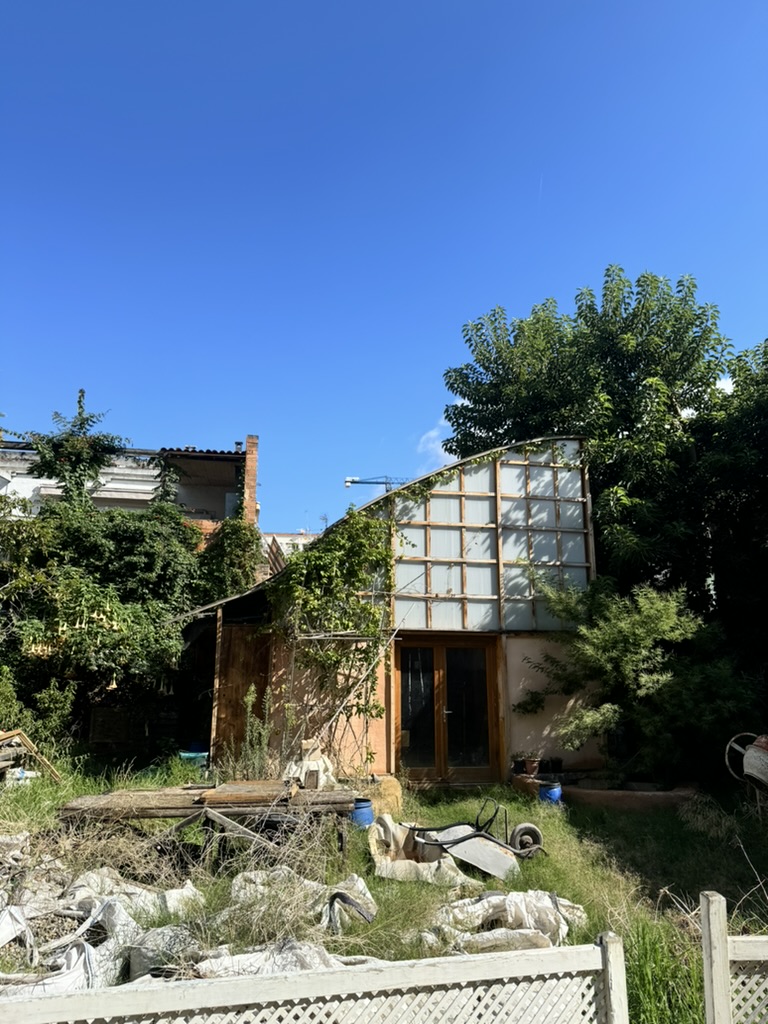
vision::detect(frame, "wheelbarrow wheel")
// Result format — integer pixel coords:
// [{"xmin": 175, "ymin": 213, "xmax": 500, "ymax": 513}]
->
[{"xmin": 510, "ymin": 822, "xmax": 544, "ymax": 854}]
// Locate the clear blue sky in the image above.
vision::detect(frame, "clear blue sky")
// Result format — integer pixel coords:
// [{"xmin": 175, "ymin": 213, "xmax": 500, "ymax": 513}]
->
[{"xmin": 2, "ymin": 2, "xmax": 766, "ymax": 532}]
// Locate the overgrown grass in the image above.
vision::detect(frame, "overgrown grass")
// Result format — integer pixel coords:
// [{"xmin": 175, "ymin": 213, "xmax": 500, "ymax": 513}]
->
[{"xmin": 2, "ymin": 765, "xmax": 766, "ymax": 1022}]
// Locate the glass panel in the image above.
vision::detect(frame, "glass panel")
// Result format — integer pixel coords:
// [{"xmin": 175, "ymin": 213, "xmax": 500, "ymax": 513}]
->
[
  {"xmin": 462, "ymin": 463, "xmax": 494, "ymax": 492},
  {"xmin": 464, "ymin": 527, "xmax": 497, "ymax": 559},
  {"xmin": 529, "ymin": 499, "xmax": 556, "ymax": 528},
  {"xmin": 534, "ymin": 599, "xmax": 562, "ymax": 630},
  {"xmin": 430, "ymin": 495, "xmax": 462, "ymax": 523},
  {"xmin": 529, "ymin": 466, "xmax": 555, "ymax": 496},
  {"xmin": 558, "ymin": 501, "xmax": 584, "ymax": 528},
  {"xmin": 466, "ymin": 564, "xmax": 498, "ymax": 596},
  {"xmin": 531, "ymin": 531, "xmax": 558, "ymax": 562},
  {"xmin": 532, "ymin": 567, "xmax": 560, "ymax": 593},
  {"xmin": 395, "ymin": 562, "xmax": 427, "ymax": 594},
  {"xmin": 434, "ymin": 471, "xmax": 460, "ymax": 491},
  {"xmin": 400, "ymin": 647, "xmax": 435, "ymax": 768},
  {"xmin": 563, "ymin": 566, "xmax": 589, "ymax": 590},
  {"xmin": 499, "ymin": 497, "xmax": 528, "ymax": 526},
  {"xmin": 555, "ymin": 440, "xmax": 581, "ymax": 463},
  {"xmin": 446, "ymin": 648, "xmax": 489, "ymax": 767},
  {"xmin": 466, "ymin": 601, "xmax": 500, "ymax": 629},
  {"xmin": 500, "ymin": 464, "xmax": 526, "ymax": 495},
  {"xmin": 557, "ymin": 468, "xmax": 582, "ymax": 499},
  {"xmin": 394, "ymin": 598, "xmax": 428, "ymax": 629},
  {"xmin": 503, "ymin": 566, "xmax": 531, "ymax": 598},
  {"xmin": 528, "ymin": 445, "xmax": 554, "ymax": 463},
  {"xmin": 464, "ymin": 496, "xmax": 495, "ymax": 525},
  {"xmin": 503, "ymin": 601, "xmax": 534, "ymax": 630},
  {"xmin": 561, "ymin": 532, "xmax": 586, "ymax": 563},
  {"xmin": 431, "ymin": 563, "xmax": 462, "ymax": 596},
  {"xmin": 431, "ymin": 600, "xmax": 464, "ymax": 629},
  {"xmin": 430, "ymin": 527, "xmax": 462, "ymax": 558},
  {"xmin": 395, "ymin": 497, "xmax": 426, "ymax": 521},
  {"xmin": 398, "ymin": 526, "xmax": 426, "ymax": 556},
  {"xmin": 501, "ymin": 529, "xmax": 530, "ymax": 562}
]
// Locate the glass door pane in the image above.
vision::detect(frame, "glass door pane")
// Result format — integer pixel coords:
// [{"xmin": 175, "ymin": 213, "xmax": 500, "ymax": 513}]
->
[
  {"xmin": 400, "ymin": 647, "xmax": 436, "ymax": 769},
  {"xmin": 445, "ymin": 647, "xmax": 490, "ymax": 767}
]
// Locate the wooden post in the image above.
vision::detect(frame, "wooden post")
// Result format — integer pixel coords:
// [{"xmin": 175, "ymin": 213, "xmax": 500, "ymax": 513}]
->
[
  {"xmin": 209, "ymin": 606, "xmax": 224, "ymax": 763},
  {"xmin": 599, "ymin": 931, "xmax": 630, "ymax": 1024},
  {"xmin": 702, "ymin": 891, "xmax": 733, "ymax": 1024}
]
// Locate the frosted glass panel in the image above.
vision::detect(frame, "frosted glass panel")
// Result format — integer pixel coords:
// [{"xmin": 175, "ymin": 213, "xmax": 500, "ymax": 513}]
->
[
  {"xmin": 399, "ymin": 526, "xmax": 426, "ymax": 556},
  {"xmin": 467, "ymin": 601, "xmax": 500, "ymax": 630},
  {"xmin": 395, "ymin": 497, "xmax": 426, "ymax": 522},
  {"xmin": 464, "ymin": 497, "xmax": 495, "ymax": 525},
  {"xmin": 529, "ymin": 500, "xmax": 556, "ymax": 528},
  {"xmin": 529, "ymin": 467, "xmax": 555, "ymax": 496},
  {"xmin": 504, "ymin": 601, "xmax": 534, "ymax": 630},
  {"xmin": 435, "ymin": 471, "xmax": 460, "ymax": 491},
  {"xmin": 464, "ymin": 528, "xmax": 497, "ymax": 559},
  {"xmin": 555, "ymin": 440, "xmax": 581, "ymax": 463},
  {"xmin": 500, "ymin": 498, "xmax": 527, "ymax": 526},
  {"xmin": 528, "ymin": 446, "xmax": 554, "ymax": 464},
  {"xmin": 430, "ymin": 527, "xmax": 462, "ymax": 558},
  {"xmin": 503, "ymin": 566, "xmax": 531, "ymax": 598},
  {"xmin": 563, "ymin": 566, "xmax": 589, "ymax": 590},
  {"xmin": 395, "ymin": 562, "xmax": 427, "ymax": 594},
  {"xmin": 558, "ymin": 501, "xmax": 584, "ymax": 528},
  {"xmin": 431, "ymin": 600, "xmax": 464, "ymax": 629},
  {"xmin": 463, "ymin": 463, "xmax": 494, "ymax": 492},
  {"xmin": 466, "ymin": 565, "xmax": 498, "ymax": 596},
  {"xmin": 501, "ymin": 529, "xmax": 529, "ymax": 561},
  {"xmin": 534, "ymin": 600, "xmax": 562, "ymax": 630},
  {"xmin": 430, "ymin": 495, "xmax": 461, "ymax": 523},
  {"xmin": 557, "ymin": 468, "xmax": 582, "ymax": 499},
  {"xmin": 531, "ymin": 531, "xmax": 558, "ymax": 562},
  {"xmin": 500, "ymin": 464, "xmax": 526, "ymax": 495},
  {"xmin": 431, "ymin": 563, "xmax": 462, "ymax": 595},
  {"xmin": 394, "ymin": 598, "xmax": 428, "ymax": 629},
  {"xmin": 561, "ymin": 532, "xmax": 586, "ymax": 563}
]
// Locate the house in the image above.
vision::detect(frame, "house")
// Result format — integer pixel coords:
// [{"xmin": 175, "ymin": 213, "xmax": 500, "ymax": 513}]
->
[
  {"xmin": 0, "ymin": 435, "xmax": 260, "ymax": 535},
  {"xmin": 189, "ymin": 437, "xmax": 596, "ymax": 783}
]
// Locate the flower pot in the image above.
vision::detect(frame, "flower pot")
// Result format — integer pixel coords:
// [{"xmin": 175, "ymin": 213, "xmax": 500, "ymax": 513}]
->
[{"xmin": 524, "ymin": 758, "xmax": 541, "ymax": 776}]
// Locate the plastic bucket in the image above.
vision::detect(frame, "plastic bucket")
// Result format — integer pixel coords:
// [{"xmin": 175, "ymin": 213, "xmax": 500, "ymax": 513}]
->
[
  {"xmin": 538, "ymin": 782, "xmax": 562, "ymax": 804},
  {"xmin": 349, "ymin": 797, "xmax": 375, "ymax": 828}
]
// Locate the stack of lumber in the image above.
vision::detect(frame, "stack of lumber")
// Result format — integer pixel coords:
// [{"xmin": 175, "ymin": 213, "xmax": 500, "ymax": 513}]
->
[
  {"xmin": 59, "ymin": 782, "xmax": 356, "ymax": 821},
  {"xmin": 0, "ymin": 729, "xmax": 62, "ymax": 782},
  {"xmin": 202, "ymin": 781, "xmax": 356, "ymax": 815}
]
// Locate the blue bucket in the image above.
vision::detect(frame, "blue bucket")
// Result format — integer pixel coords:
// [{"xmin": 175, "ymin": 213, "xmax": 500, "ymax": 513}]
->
[
  {"xmin": 349, "ymin": 797, "xmax": 375, "ymax": 828},
  {"xmin": 539, "ymin": 781, "xmax": 562, "ymax": 804}
]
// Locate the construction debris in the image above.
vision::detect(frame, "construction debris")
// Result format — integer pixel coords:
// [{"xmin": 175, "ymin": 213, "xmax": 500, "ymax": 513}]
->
[
  {"xmin": 0, "ymin": 731, "xmax": 61, "ymax": 784},
  {"xmin": 369, "ymin": 814, "xmax": 483, "ymax": 890}
]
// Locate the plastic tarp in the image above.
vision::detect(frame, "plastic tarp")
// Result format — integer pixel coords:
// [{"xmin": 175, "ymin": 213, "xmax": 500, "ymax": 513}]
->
[
  {"xmin": 229, "ymin": 866, "xmax": 376, "ymax": 934},
  {"xmin": 194, "ymin": 938, "xmax": 384, "ymax": 978},
  {"xmin": 369, "ymin": 815, "xmax": 483, "ymax": 890},
  {"xmin": 421, "ymin": 889, "xmax": 588, "ymax": 953}
]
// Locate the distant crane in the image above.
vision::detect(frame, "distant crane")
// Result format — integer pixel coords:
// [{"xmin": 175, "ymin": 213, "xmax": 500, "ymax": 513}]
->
[{"xmin": 344, "ymin": 475, "xmax": 409, "ymax": 492}]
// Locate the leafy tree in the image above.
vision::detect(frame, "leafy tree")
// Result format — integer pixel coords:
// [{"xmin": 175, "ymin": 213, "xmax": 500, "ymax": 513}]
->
[
  {"xmin": 196, "ymin": 515, "xmax": 267, "ymax": 606},
  {"xmin": 444, "ymin": 267, "xmax": 729, "ymax": 597},
  {"xmin": 17, "ymin": 389, "xmax": 127, "ymax": 506}
]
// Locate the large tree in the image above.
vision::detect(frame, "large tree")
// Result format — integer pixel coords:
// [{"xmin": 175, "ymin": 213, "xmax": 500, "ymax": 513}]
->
[{"xmin": 444, "ymin": 266, "xmax": 729, "ymax": 599}]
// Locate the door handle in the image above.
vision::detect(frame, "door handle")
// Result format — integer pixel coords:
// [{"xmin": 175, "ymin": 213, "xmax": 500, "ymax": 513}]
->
[{"xmin": 443, "ymin": 708, "xmax": 453, "ymax": 718}]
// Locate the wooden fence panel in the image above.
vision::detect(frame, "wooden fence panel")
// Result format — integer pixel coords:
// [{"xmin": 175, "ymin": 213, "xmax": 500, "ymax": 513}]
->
[
  {"xmin": 5, "ymin": 934, "xmax": 628, "ymax": 1024},
  {"xmin": 702, "ymin": 890, "xmax": 768, "ymax": 1024}
]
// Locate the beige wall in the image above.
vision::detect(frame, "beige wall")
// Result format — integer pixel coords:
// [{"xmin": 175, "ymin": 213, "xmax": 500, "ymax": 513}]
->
[{"xmin": 503, "ymin": 634, "xmax": 601, "ymax": 770}]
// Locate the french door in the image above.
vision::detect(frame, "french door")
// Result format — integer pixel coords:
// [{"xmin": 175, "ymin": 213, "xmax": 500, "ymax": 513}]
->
[{"xmin": 396, "ymin": 640, "xmax": 497, "ymax": 782}]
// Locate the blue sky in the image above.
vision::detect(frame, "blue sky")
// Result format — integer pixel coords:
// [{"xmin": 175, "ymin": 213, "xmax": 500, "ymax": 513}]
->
[{"xmin": 2, "ymin": 2, "xmax": 766, "ymax": 532}]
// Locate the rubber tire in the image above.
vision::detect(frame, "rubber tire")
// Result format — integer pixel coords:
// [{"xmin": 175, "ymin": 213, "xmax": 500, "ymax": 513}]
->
[{"xmin": 510, "ymin": 822, "xmax": 544, "ymax": 851}]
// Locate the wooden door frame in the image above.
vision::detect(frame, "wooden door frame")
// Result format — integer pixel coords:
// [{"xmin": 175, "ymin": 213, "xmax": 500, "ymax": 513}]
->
[{"xmin": 395, "ymin": 634, "xmax": 501, "ymax": 784}]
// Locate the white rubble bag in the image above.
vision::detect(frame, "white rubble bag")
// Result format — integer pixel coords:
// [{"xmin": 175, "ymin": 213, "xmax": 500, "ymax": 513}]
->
[{"xmin": 369, "ymin": 815, "xmax": 483, "ymax": 889}]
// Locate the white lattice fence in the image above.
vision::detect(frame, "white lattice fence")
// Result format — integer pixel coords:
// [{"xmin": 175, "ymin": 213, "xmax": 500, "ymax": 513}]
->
[
  {"xmin": 702, "ymin": 890, "xmax": 768, "ymax": 1024},
  {"xmin": 7, "ymin": 935, "xmax": 629, "ymax": 1024}
]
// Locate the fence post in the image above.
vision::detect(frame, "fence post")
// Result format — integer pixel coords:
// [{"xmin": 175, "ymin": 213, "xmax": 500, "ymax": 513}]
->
[
  {"xmin": 701, "ymin": 890, "xmax": 733, "ymax": 1024},
  {"xmin": 599, "ymin": 931, "xmax": 629, "ymax": 1024}
]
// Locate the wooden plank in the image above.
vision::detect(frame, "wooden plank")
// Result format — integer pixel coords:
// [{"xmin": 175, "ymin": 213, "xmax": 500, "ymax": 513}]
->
[
  {"xmin": 701, "ymin": 891, "xmax": 734, "ymax": 1024},
  {"xmin": 600, "ymin": 931, "xmax": 630, "ymax": 1024},
  {"xmin": 203, "ymin": 807, "xmax": 282, "ymax": 853},
  {"xmin": 0, "ymin": 729, "xmax": 62, "ymax": 782},
  {"xmin": 8, "ymin": 943, "xmax": 606, "ymax": 1024},
  {"xmin": 729, "ymin": 935, "xmax": 768, "ymax": 961}
]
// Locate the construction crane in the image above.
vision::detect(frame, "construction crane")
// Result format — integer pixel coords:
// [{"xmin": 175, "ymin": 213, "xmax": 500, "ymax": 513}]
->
[{"xmin": 344, "ymin": 476, "xmax": 409, "ymax": 492}]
